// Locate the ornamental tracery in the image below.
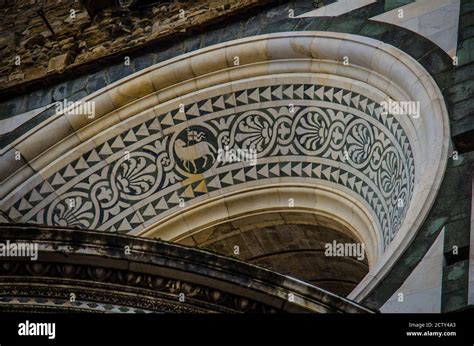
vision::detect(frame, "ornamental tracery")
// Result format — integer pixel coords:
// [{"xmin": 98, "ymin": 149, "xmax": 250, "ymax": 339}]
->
[{"xmin": 6, "ymin": 82, "xmax": 415, "ymax": 248}]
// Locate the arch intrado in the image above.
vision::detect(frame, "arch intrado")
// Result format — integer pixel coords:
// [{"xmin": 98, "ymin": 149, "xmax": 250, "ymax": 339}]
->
[{"xmin": 0, "ymin": 32, "xmax": 450, "ymax": 301}]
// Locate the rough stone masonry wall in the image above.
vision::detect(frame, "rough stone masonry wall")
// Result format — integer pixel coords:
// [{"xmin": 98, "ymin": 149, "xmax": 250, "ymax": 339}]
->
[{"xmin": 0, "ymin": 0, "xmax": 272, "ymax": 97}]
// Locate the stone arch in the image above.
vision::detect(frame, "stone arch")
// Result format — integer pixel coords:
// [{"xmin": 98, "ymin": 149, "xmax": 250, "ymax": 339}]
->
[
  {"xmin": 142, "ymin": 185, "xmax": 380, "ymax": 267},
  {"xmin": 173, "ymin": 195, "xmax": 372, "ymax": 298},
  {"xmin": 0, "ymin": 32, "xmax": 450, "ymax": 300}
]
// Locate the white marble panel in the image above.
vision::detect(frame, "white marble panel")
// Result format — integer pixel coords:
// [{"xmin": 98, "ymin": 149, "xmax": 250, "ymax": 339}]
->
[
  {"xmin": 370, "ymin": 0, "xmax": 460, "ymax": 56},
  {"xmin": 296, "ymin": 0, "xmax": 377, "ymax": 18}
]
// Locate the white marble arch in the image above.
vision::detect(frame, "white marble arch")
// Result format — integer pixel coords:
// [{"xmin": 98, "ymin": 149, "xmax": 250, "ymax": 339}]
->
[
  {"xmin": 0, "ymin": 32, "xmax": 450, "ymax": 302},
  {"xmin": 144, "ymin": 184, "xmax": 381, "ymax": 267}
]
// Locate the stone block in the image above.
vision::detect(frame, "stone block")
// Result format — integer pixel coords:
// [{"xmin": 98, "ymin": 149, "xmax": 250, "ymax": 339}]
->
[
  {"xmin": 0, "ymin": 31, "xmax": 16, "ymax": 49},
  {"xmin": 219, "ymin": 21, "xmax": 242, "ymax": 42},
  {"xmin": 27, "ymin": 65, "xmax": 46, "ymax": 80},
  {"xmin": 451, "ymin": 99, "xmax": 472, "ymax": 122},
  {"xmin": 52, "ymin": 81, "xmax": 70, "ymax": 102},
  {"xmin": 23, "ymin": 33, "xmax": 46, "ymax": 49},
  {"xmin": 8, "ymin": 71, "xmax": 24, "ymax": 82},
  {"xmin": 182, "ymin": 36, "xmax": 201, "ymax": 56},
  {"xmin": 106, "ymin": 63, "xmax": 134, "ymax": 83},
  {"xmin": 447, "ymin": 80, "xmax": 474, "ymax": 102},
  {"xmin": 47, "ymin": 52, "xmax": 73, "ymax": 73},
  {"xmin": 0, "ymin": 95, "xmax": 26, "ymax": 119}
]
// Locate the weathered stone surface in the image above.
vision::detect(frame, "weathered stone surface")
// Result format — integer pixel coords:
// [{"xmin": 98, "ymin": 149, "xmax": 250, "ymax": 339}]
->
[
  {"xmin": 27, "ymin": 65, "xmax": 47, "ymax": 79},
  {"xmin": 47, "ymin": 53, "xmax": 73, "ymax": 73},
  {"xmin": 26, "ymin": 88, "xmax": 52, "ymax": 110},
  {"xmin": 8, "ymin": 71, "xmax": 24, "ymax": 82},
  {"xmin": 0, "ymin": 31, "xmax": 16, "ymax": 49},
  {"xmin": 23, "ymin": 33, "xmax": 46, "ymax": 49},
  {"xmin": 0, "ymin": 0, "xmax": 274, "ymax": 94},
  {"xmin": 194, "ymin": 223, "xmax": 369, "ymax": 297}
]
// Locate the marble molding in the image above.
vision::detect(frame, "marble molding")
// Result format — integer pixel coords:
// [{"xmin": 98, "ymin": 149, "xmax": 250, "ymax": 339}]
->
[{"xmin": 0, "ymin": 32, "xmax": 450, "ymax": 302}]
